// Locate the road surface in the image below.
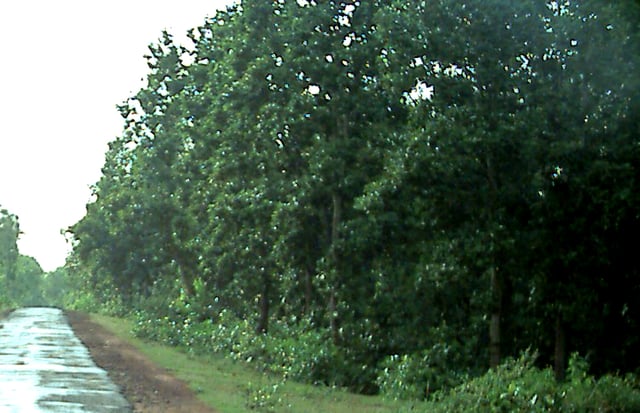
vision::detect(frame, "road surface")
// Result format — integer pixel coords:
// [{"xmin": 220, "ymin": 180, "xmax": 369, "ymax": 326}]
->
[{"xmin": 0, "ymin": 307, "xmax": 132, "ymax": 412}]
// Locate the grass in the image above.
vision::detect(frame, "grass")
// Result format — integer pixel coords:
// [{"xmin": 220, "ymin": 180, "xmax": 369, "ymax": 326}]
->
[{"xmin": 90, "ymin": 313, "xmax": 412, "ymax": 413}]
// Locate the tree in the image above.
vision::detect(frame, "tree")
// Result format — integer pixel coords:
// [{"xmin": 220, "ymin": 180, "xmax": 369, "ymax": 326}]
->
[
  {"xmin": 7, "ymin": 255, "xmax": 46, "ymax": 306},
  {"xmin": 0, "ymin": 207, "xmax": 20, "ymax": 307},
  {"xmin": 41, "ymin": 266, "xmax": 72, "ymax": 307},
  {"xmin": 354, "ymin": 0, "xmax": 640, "ymax": 377},
  {"xmin": 0, "ymin": 206, "xmax": 19, "ymax": 282},
  {"xmin": 66, "ymin": 0, "xmax": 640, "ymax": 394}
]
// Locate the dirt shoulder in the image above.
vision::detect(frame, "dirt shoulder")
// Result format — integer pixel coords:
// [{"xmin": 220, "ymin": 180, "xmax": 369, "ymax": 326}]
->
[{"xmin": 65, "ymin": 311, "xmax": 216, "ymax": 413}]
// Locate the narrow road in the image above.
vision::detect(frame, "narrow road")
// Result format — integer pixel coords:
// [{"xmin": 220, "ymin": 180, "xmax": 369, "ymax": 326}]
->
[{"xmin": 0, "ymin": 307, "xmax": 132, "ymax": 412}]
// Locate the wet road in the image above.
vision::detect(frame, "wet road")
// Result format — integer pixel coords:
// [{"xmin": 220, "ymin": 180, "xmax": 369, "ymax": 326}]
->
[{"xmin": 0, "ymin": 307, "xmax": 132, "ymax": 412}]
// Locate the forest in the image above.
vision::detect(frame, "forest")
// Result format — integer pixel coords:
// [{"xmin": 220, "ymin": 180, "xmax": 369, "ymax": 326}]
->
[
  {"xmin": 3, "ymin": 0, "xmax": 640, "ymax": 410},
  {"xmin": 0, "ymin": 208, "xmax": 59, "ymax": 307}
]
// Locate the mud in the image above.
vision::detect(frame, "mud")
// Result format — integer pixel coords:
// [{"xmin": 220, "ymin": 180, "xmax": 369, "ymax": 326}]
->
[{"xmin": 66, "ymin": 311, "xmax": 216, "ymax": 413}]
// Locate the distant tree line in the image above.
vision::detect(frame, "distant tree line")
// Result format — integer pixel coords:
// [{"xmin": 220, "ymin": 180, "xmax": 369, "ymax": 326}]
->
[{"xmin": 0, "ymin": 206, "xmax": 60, "ymax": 307}]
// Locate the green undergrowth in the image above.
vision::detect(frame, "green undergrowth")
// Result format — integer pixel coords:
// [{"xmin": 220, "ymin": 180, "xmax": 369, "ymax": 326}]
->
[
  {"xmin": 418, "ymin": 352, "xmax": 640, "ymax": 413},
  {"xmin": 90, "ymin": 313, "xmax": 409, "ymax": 413},
  {"xmin": 91, "ymin": 312, "xmax": 640, "ymax": 412}
]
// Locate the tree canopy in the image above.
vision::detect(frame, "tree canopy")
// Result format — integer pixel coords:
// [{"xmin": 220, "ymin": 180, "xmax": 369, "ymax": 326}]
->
[
  {"xmin": 0, "ymin": 206, "xmax": 20, "ymax": 302},
  {"xmin": 67, "ymin": 0, "xmax": 640, "ymax": 396},
  {"xmin": 0, "ymin": 206, "xmax": 49, "ymax": 307}
]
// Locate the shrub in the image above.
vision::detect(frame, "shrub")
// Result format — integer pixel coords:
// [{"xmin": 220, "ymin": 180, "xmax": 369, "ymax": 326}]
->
[
  {"xmin": 561, "ymin": 353, "xmax": 640, "ymax": 412},
  {"xmin": 260, "ymin": 319, "xmax": 339, "ymax": 384},
  {"xmin": 377, "ymin": 347, "xmax": 469, "ymax": 400},
  {"xmin": 132, "ymin": 301, "xmax": 357, "ymax": 389},
  {"xmin": 420, "ymin": 352, "xmax": 640, "ymax": 412}
]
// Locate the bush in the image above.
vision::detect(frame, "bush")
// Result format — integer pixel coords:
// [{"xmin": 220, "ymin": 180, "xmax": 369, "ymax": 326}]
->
[
  {"xmin": 561, "ymin": 353, "xmax": 640, "ymax": 412},
  {"xmin": 129, "ymin": 287, "xmax": 640, "ymax": 411},
  {"xmin": 420, "ymin": 351, "xmax": 640, "ymax": 412},
  {"xmin": 63, "ymin": 289, "xmax": 105, "ymax": 314},
  {"xmin": 377, "ymin": 346, "xmax": 469, "ymax": 400},
  {"xmin": 377, "ymin": 323, "xmax": 478, "ymax": 400},
  {"xmin": 201, "ymin": 313, "xmax": 343, "ymax": 386},
  {"xmin": 131, "ymin": 298, "xmax": 355, "ymax": 389},
  {"xmin": 427, "ymin": 351, "xmax": 558, "ymax": 412},
  {"xmin": 129, "ymin": 278, "xmax": 380, "ymax": 391}
]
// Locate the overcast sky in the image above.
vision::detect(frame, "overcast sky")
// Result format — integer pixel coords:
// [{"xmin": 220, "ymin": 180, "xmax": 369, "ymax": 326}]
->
[{"xmin": 0, "ymin": 0, "xmax": 234, "ymax": 271}]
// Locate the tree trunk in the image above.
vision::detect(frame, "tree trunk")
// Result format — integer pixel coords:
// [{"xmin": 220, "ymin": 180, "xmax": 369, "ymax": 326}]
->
[
  {"xmin": 304, "ymin": 266, "xmax": 313, "ymax": 316},
  {"xmin": 489, "ymin": 266, "xmax": 502, "ymax": 369},
  {"xmin": 180, "ymin": 270, "xmax": 195, "ymax": 297},
  {"xmin": 554, "ymin": 313, "xmax": 566, "ymax": 380},
  {"xmin": 171, "ymin": 247, "xmax": 195, "ymax": 297},
  {"xmin": 256, "ymin": 272, "xmax": 270, "ymax": 334},
  {"xmin": 329, "ymin": 289, "xmax": 339, "ymax": 344},
  {"xmin": 485, "ymin": 155, "xmax": 502, "ymax": 369},
  {"xmin": 329, "ymin": 191, "xmax": 342, "ymax": 344}
]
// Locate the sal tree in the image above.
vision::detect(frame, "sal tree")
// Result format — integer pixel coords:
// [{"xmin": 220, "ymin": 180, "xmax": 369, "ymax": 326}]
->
[
  {"xmin": 362, "ymin": 0, "xmax": 640, "ymax": 382},
  {"xmin": 0, "ymin": 206, "xmax": 20, "ymax": 305},
  {"xmin": 68, "ymin": 0, "xmax": 640, "ymax": 394}
]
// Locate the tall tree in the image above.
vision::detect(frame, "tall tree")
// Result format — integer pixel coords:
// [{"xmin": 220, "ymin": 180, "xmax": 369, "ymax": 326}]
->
[
  {"xmin": 0, "ymin": 207, "xmax": 20, "ymax": 283},
  {"xmin": 66, "ymin": 0, "xmax": 640, "ymax": 392}
]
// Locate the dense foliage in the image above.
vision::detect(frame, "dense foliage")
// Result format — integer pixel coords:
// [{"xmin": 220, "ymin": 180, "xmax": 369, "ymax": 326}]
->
[
  {"xmin": 0, "ymin": 206, "xmax": 20, "ymax": 306},
  {"xmin": 66, "ymin": 0, "xmax": 640, "ymax": 400},
  {"xmin": 0, "ymin": 205, "xmax": 52, "ymax": 307},
  {"xmin": 421, "ymin": 352, "xmax": 640, "ymax": 413}
]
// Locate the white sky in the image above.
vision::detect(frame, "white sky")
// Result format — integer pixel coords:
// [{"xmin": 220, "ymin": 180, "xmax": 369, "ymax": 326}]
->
[{"xmin": 0, "ymin": 0, "xmax": 234, "ymax": 271}]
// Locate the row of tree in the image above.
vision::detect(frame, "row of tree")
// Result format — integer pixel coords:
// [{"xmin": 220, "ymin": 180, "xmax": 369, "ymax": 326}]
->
[
  {"xmin": 0, "ymin": 207, "xmax": 19, "ymax": 285},
  {"xmin": 67, "ymin": 0, "xmax": 640, "ymax": 393},
  {"xmin": 0, "ymin": 206, "xmax": 57, "ymax": 307}
]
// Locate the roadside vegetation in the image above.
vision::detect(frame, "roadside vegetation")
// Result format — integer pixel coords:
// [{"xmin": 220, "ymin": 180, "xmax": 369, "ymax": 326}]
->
[
  {"xmin": 0, "ymin": 207, "xmax": 54, "ymax": 309},
  {"xmin": 3, "ymin": 0, "xmax": 640, "ymax": 411},
  {"xmin": 91, "ymin": 313, "xmax": 640, "ymax": 413},
  {"xmin": 90, "ymin": 313, "xmax": 409, "ymax": 413}
]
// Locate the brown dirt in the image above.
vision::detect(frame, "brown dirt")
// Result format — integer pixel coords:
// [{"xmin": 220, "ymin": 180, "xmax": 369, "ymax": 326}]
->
[{"xmin": 65, "ymin": 311, "xmax": 217, "ymax": 413}]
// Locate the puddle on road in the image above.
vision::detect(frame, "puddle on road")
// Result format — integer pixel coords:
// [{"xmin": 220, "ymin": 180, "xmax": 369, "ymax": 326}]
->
[{"xmin": 0, "ymin": 307, "xmax": 131, "ymax": 412}]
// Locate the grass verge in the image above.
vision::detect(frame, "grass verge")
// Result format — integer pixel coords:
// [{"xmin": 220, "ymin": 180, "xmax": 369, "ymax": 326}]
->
[{"xmin": 90, "ymin": 313, "xmax": 411, "ymax": 413}]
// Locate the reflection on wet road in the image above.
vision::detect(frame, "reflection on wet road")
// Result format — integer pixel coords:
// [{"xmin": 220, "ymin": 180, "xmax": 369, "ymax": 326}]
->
[{"xmin": 0, "ymin": 307, "xmax": 131, "ymax": 412}]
